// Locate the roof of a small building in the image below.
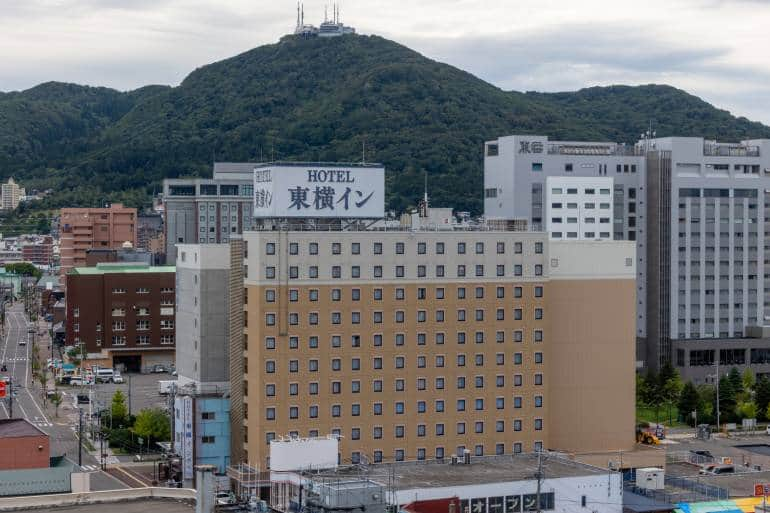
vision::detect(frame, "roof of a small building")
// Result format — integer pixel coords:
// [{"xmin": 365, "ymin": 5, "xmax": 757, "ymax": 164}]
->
[
  {"xmin": 70, "ymin": 263, "xmax": 175, "ymax": 275},
  {"xmin": 308, "ymin": 454, "xmax": 606, "ymax": 490},
  {"xmin": 0, "ymin": 418, "xmax": 48, "ymax": 438}
]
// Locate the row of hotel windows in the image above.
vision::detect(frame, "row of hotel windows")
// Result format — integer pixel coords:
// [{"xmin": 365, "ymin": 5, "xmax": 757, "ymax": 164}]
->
[
  {"xmin": 260, "ymin": 437, "xmax": 543, "ymax": 461},
  {"xmin": 265, "ymin": 399, "xmax": 544, "ymax": 420},
  {"xmin": 265, "ymin": 264, "xmax": 544, "ymax": 280},
  {"xmin": 104, "ymin": 335, "xmax": 175, "ymax": 346},
  {"xmin": 532, "ymin": 163, "xmax": 637, "ymax": 173},
  {"xmin": 262, "ymin": 354, "xmax": 544, "ymax": 373},
  {"xmin": 110, "ymin": 304, "xmax": 174, "ymax": 316},
  {"xmin": 111, "ymin": 287, "xmax": 174, "ymax": 294},
  {"xmin": 108, "ymin": 320, "xmax": 175, "ymax": 330},
  {"xmin": 551, "ymin": 217, "xmax": 611, "ymax": 223},
  {"xmin": 263, "ymin": 285, "xmax": 544, "ymax": 303},
  {"xmin": 550, "ymin": 188, "xmax": 611, "ymax": 196},
  {"xmin": 259, "ymin": 369, "xmax": 543, "ymax": 390},
  {"xmin": 262, "ymin": 377, "xmax": 545, "ymax": 396},
  {"xmin": 263, "ymin": 330, "xmax": 545, "ymax": 349},
  {"xmin": 263, "ymin": 308, "xmax": 544, "ymax": 326},
  {"xmin": 552, "ymin": 232, "xmax": 611, "ymax": 239},
  {"xmin": 266, "ymin": 241, "xmax": 544, "ymax": 256}
]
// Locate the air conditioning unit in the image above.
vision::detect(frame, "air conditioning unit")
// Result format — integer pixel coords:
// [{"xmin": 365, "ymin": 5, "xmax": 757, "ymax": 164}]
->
[{"xmin": 636, "ymin": 468, "xmax": 664, "ymax": 490}]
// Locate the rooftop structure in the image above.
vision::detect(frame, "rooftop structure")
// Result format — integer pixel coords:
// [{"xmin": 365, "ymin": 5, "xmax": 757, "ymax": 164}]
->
[{"xmin": 294, "ymin": 2, "xmax": 355, "ymax": 38}]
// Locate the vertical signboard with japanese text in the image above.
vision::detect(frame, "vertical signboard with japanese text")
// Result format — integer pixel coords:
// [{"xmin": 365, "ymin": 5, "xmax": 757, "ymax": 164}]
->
[
  {"xmin": 253, "ymin": 165, "xmax": 385, "ymax": 218},
  {"xmin": 181, "ymin": 395, "xmax": 194, "ymax": 480}
]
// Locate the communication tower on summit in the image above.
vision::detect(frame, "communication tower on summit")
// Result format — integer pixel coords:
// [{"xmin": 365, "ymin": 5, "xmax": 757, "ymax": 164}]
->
[{"xmin": 294, "ymin": 2, "xmax": 355, "ymax": 38}]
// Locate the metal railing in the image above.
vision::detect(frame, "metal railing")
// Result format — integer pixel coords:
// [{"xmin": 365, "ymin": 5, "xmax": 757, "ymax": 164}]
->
[{"xmin": 703, "ymin": 145, "xmax": 760, "ymax": 157}]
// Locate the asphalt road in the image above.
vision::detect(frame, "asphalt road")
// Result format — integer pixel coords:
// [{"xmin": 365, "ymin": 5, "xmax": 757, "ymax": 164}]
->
[{"xmin": 0, "ymin": 303, "xmax": 101, "ymax": 471}]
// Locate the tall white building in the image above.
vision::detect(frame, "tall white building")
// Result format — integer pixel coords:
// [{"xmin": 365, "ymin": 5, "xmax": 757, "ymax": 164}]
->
[
  {"xmin": 0, "ymin": 177, "xmax": 24, "ymax": 211},
  {"xmin": 485, "ymin": 133, "xmax": 770, "ymax": 378},
  {"xmin": 545, "ymin": 176, "xmax": 614, "ymax": 241}
]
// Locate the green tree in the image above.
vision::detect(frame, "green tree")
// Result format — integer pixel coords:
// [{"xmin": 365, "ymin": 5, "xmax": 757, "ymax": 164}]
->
[
  {"xmin": 738, "ymin": 401, "xmax": 757, "ymax": 420},
  {"xmin": 743, "ymin": 369, "xmax": 756, "ymax": 395},
  {"xmin": 111, "ymin": 390, "xmax": 128, "ymax": 426},
  {"xmin": 5, "ymin": 262, "xmax": 42, "ymax": 279},
  {"xmin": 678, "ymin": 381, "xmax": 700, "ymax": 426},
  {"xmin": 728, "ymin": 367, "xmax": 744, "ymax": 398},
  {"xmin": 716, "ymin": 376, "xmax": 738, "ymax": 424},
  {"xmin": 661, "ymin": 366, "xmax": 683, "ymax": 426},
  {"xmin": 132, "ymin": 408, "xmax": 171, "ymax": 444},
  {"xmin": 37, "ymin": 370, "xmax": 49, "ymax": 407},
  {"xmin": 756, "ymin": 377, "xmax": 770, "ymax": 421}
]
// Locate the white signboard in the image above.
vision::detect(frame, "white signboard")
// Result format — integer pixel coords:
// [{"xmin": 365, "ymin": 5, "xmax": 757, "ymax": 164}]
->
[
  {"xmin": 269, "ymin": 437, "xmax": 339, "ymax": 471},
  {"xmin": 254, "ymin": 165, "xmax": 384, "ymax": 218},
  {"xmin": 181, "ymin": 395, "xmax": 194, "ymax": 480}
]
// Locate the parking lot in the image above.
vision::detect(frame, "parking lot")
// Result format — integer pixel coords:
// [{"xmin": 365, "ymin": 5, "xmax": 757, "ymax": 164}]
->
[{"xmin": 60, "ymin": 370, "xmax": 174, "ymax": 415}]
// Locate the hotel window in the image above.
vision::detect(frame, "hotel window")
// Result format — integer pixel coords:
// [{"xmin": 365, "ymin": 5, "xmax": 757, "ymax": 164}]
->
[
  {"xmin": 514, "ymin": 286, "xmax": 522, "ymax": 298},
  {"xmin": 395, "ymin": 402, "xmax": 405, "ymax": 415},
  {"xmin": 475, "ymin": 265, "xmax": 484, "ymax": 277},
  {"xmin": 496, "ymin": 309, "xmax": 504, "ymax": 321},
  {"xmin": 436, "ymin": 287, "xmax": 445, "ymax": 299},
  {"xmin": 436, "ymin": 265, "xmax": 445, "ymax": 277},
  {"xmin": 475, "ymin": 422, "xmax": 484, "ymax": 434},
  {"xmin": 395, "ymin": 356, "xmax": 405, "ymax": 368},
  {"xmin": 496, "ymin": 331, "xmax": 504, "ymax": 343},
  {"xmin": 309, "ymin": 313, "xmax": 319, "ymax": 325},
  {"xmin": 331, "ymin": 405, "xmax": 341, "ymax": 417},
  {"xmin": 457, "ymin": 376, "xmax": 466, "ymax": 389},
  {"xmin": 332, "ymin": 382, "xmax": 342, "ymax": 394},
  {"xmin": 457, "ymin": 332, "xmax": 466, "ymax": 344},
  {"xmin": 457, "ymin": 242, "xmax": 466, "ymax": 254},
  {"xmin": 352, "ymin": 312, "xmax": 361, "ymax": 324},
  {"xmin": 457, "ymin": 265, "xmax": 466, "ymax": 277},
  {"xmin": 331, "ymin": 335, "xmax": 341, "ymax": 348},
  {"xmin": 332, "ymin": 266, "xmax": 341, "ymax": 278},
  {"xmin": 514, "ymin": 309, "xmax": 523, "ymax": 320},
  {"xmin": 395, "ymin": 333, "xmax": 405, "ymax": 346},
  {"xmin": 535, "ymin": 308, "xmax": 543, "ymax": 320},
  {"xmin": 289, "ymin": 242, "xmax": 298, "ymax": 255},
  {"xmin": 352, "ymin": 404, "xmax": 361, "ymax": 417},
  {"xmin": 396, "ymin": 379, "xmax": 405, "ymax": 391},
  {"xmin": 514, "ymin": 420, "xmax": 522, "ymax": 431},
  {"xmin": 457, "ymin": 422, "xmax": 466, "ymax": 434},
  {"xmin": 332, "ymin": 242, "xmax": 341, "ymax": 255},
  {"xmin": 288, "ymin": 289, "xmax": 298, "ymax": 302},
  {"xmin": 535, "ymin": 352, "xmax": 543, "ymax": 364},
  {"xmin": 396, "ymin": 266, "xmax": 405, "ymax": 278},
  {"xmin": 396, "ymin": 311, "xmax": 405, "ymax": 323},
  {"xmin": 374, "ymin": 311, "xmax": 383, "ymax": 323},
  {"xmin": 514, "ymin": 242, "xmax": 523, "ymax": 254},
  {"xmin": 265, "ymin": 267, "xmax": 276, "ymax": 279},
  {"xmin": 436, "ymin": 242, "xmax": 445, "ymax": 254},
  {"xmin": 309, "ymin": 360, "xmax": 319, "ymax": 372},
  {"xmin": 457, "ymin": 309, "xmax": 466, "ymax": 321},
  {"xmin": 374, "ymin": 288, "xmax": 383, "ymax": 300},
  {"xmin": 332, "ymin": 359, "xmax": 341, "ymax": 371},
  {"xmin": 289, "ymin": 383, "xmax": 298, "ymax": 396},
  {"xmin": 497, "ymin": 241, "xmax": 505, "ymax": 254},
  {"xmin": 475, "ymin": 242, "xmax": 484, "ymax": 254},
  {"xmin": 436, "ymin": 333, "xmax": 445, "ymax": 344},
  {"xmin": 418, "ymin": 265, "xmax": 426, "ymax": 277},
  {"xmin": 161, "ymin": 335, "xmax": 174, "ymax": 345},
  {"xmin": 514, "ymin": 396, "xmax": 522, "ymax": 408},
  {"xmin": 112, "ymin": 320, "xmax": 125, "ymax": 331},
  {"xmin": 475, "ymin": 310, "xmax": 484, "ymax": 321},
  {"xmin": 111, "ymin": 307, "xmax": 126, "ymax": 317},
  {"xmin": 395, "ymin": 449, "xmax": 405, "ymax": 462},
  {"xmin": 395, "ymin": 242, "xmax": 405, "ymax": 254},
  {"xmin": 351, "ymin": 358, "xmax": 361, "ymax": 370},
  {"xmin": 535, "ymin": 419, "xmax": 543, "ymax": 431},
  {"xmin": 535, "ymin": 286, "xmax": 543, "ymax": 297},
  {"xmin": 352, "ymin": 266, "xmax": 360, "ymax": 278},
  {"xmin": 136, "ymin": 320, "xmax": 150, "ymax": 331},
  {"xmin": 265, "ymin": 361, "xmax": 275, "ymax": 373},
  {"xmin": 289, "ymin": 313, "xmax": 299, "ymax": 325},
  {"xmin": 514, "ymin": 374, "xmax": 523, "ymax": 386},
  {"xmin": 475, "ymin": 398, "xmax": 484, "ymax": 409},
  {"xmin": 496, "ymin": 375, "xmax": 504, "ymax": 387},
  {"xmin": 418, "ymin": 242, "xmax": 427, "ymax": 254},
  {"xmin": 514, "ymin": 265, "xmax": 523, "ymax": 276},
  {"xmin": 309, "ymin": 266, "xmax": 318, "ymax": 278},
  {"xmin": 497, "ymin": 265, "xmax": 505, "ymax": 276},
  {"xmin": 373, "ymin": 242, "xmax": 382, "ymax": 254},
  {"xmin": 309, "ymin": 242, "xmax": 318, "ymax": 255},
  {"xmin": 266, "ymin": 384, "xmax": 276, "ymax": 397},
  {"xmin": 457, "ymin": 287, "xmax": 466, "ymax": 299},
  {"xmin": 352, "ymin": 242, "xmax": 360, "ymax": 255},
  {"xmin": 535, "ymin": 373, "xmax": 543, "ymax": 385},
  {"xmin": 417, "ymin": 333, "xmax": 427, "ymax": 345},
  {"xmin": 112, "ymin": 287, "xmax": 126, "ymax": 294},
  {"xmin": 535, "ymin": 264, "xmax": 543, "ymax": 276},
  {"xmin": 374, "ymin": 265, "xmax": 383, "ymax": 278},
  {"xmin": 331, "ymin": 312, "xmax": 341, "ymax": 324},
  {"xmin": 309, "ymin": 383, "xmax": 319, "ymax": 395},
  {"xmin": 136, "ymin": 335, "xmax": 150, "ymax": 345},
  {"xmin": 265, "ymin": 337, "xmax": 275, "ymax": 349},
  {"xmin": 535, "ymin": 396, "xmax": 543, "ymax": 408},
  {"xmin": 457, "ymin": 354, "xmax": 466, "ymax": 366},
  {"xmin": 514, "ymin": 353, "xmax": 523, "ymax": 365},
  {"xmin": 266, "ymin": 242, "xmax": 275, "ymax": 255},
  {"xmin": 436, "ymin": 310, "xmax": 445, "ymax": 322},
  {"xmin": 417, "ymin": 378, "xmax": 426, "ymax": 390},
  {"xmin": 266, "ymin": 408, "xmax": 276, "ymax": 420},
  {"xmin": 289, "ymin": 360, "xmax": 299, "ymax": 372},
  {"xmin": 534, "ymin": 330, "xmax": 543, "ymax": 342}
]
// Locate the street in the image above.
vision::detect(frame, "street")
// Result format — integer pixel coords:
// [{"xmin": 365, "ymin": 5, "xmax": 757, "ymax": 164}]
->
[{"xmin": 0, "ymin": 303, "xmax": 101, "ymax": 472}]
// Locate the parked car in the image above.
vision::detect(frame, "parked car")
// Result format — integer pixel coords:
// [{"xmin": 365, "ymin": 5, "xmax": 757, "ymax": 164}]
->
[
  {"xmin": 46, "ymin": 386, "xmax": 57, "ymax": 397},
  {"xmin": 216, "ymin": 492, "xmax": 235, "ymax": 506},
  {"xmin": 151, "ymin": 364, "xmax": 166, "ymax": 373},
  {"xmin": 76, "ymin": 393, "xmax": 90, "ymax": 404},
  {"xmin": 1, "ymin": 376, "xmax": 10, "ymax": 384},
  {"xmin": 112, "ymin": 372, "xmax": 125, "ymax": 384},
  {"xmin": 18, "ymin": 339, "xmax": 26, "ymax": 346}
]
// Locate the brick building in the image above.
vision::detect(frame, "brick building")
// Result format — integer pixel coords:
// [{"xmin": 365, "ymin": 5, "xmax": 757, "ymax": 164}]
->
[
  {"xmin": 65, "ymin": 263, "xmax": 176, "ymax": 371},
  {"xmin": 21, "ymin": 236, "xmax": 54, "ymax": 266},
  {"xmin": 0, "ymin": 419, "xmax": 50, "ymax": 471},
  {"xmin": 59, "ymin": 204, "xmax": 137, "ymax": 281}
]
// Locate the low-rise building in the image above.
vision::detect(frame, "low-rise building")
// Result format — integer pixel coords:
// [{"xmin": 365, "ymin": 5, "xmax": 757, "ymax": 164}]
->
[
  {"xmin": 22, "ymin": 236, "xmax": 54, "ymax": 266},
  {"xmin": 0, "ymin": 419, "xmax": 50, "ymax": 471},
  {"xmin": 65, "ymin": 263, "xmax": 176, "ymax": 371}
]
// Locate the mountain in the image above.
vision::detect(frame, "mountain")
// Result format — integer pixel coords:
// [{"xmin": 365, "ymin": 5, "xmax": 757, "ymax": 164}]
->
[{"xmin": 2, "ymin": 34, "xmax": 770, "ymax": 215}]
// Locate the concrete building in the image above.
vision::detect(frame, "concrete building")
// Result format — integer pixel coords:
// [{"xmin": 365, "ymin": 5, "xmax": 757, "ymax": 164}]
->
[
  {"xmin": 22, "ymin": 236, "xmax": 54, "ymax": 267},
  {"xmin": 59, "ymin": 204, "xmax": 137, "ymax": 280},
  {"xmin": 271, "ymin": 449, "xmax": 622, "ymax": 513},
  {"xmin": 235, "ymin": 229, "xmax": 637, "ymax": 468},
  {"xmin": 544, "ymin": 176, "xmax": 615, "ymax": 240},
  {"xmin": 64, "ymin": 263, "xmax": 175, "ymax": 371},
  {"xmin": 0, "ymin": 178, "xmax": 25, "ymax": 211},
  {"xmin": 484, "ymin": 135, "xmax": 646, "ymax": 361},
  {"xmin": 484, "ymin": 134, "xmax": 770, "ymax": 378},
  {"xmin": 173, "ymin": 244, "xmax": 232, "ymax": 479},
  {"xmin": 85, "ymin": 246, "xmax": 153, "ymax": 267},
  {"xmin": 645, "ymin": 137, "xmax": 770, "ymax": 376},
  {"xmin": 163, "ymin": 163, "xmax": 255, "ymax": 264}
]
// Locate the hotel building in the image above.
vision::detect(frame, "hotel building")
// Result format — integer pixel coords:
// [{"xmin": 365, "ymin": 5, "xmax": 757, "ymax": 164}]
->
[{"xmin": 236, "ymin": 230, "xmax": 637, "ymax": 467}]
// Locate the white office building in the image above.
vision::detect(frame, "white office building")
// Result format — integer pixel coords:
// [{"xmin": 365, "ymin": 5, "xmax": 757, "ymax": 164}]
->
[
  {"xmin": 545, "ymin": 176, "xmax": 614, "ymax": 240},
  {"xmin": 485, "ymin": 133, "xmax": 770, "ymax": 377}
]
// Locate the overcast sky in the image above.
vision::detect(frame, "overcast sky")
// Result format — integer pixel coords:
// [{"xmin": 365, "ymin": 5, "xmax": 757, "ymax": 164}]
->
[{"xmin": 2, "ymin": 0, "xmax": 770, "ymax": 125}]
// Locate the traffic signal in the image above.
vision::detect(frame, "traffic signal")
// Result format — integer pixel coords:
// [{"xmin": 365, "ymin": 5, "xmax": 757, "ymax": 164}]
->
[{"xmin": 0, "ymin": 381, "xmax": 6, "ymax": 399}]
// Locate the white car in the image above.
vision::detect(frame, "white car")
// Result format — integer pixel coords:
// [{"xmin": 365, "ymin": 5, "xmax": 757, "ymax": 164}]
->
[
  {"xmin": 18, "ymin": 339, "xmax": 26, "ymax": 346},
  {"xmin": 112, "ymin": 372, "xmax": 125, "ymax": 384},
  {"xmin": 216, "ymin": 492, "xmax": 235, "ymax": 506}
]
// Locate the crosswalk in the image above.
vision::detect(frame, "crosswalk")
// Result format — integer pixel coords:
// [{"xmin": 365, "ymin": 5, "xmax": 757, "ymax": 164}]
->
[
  {"xmin": 32, "ymin": 420, "xmax": 53, "ymax": 427},
  {"xmin": 80, "ymin": 465, "xmax": 99, "ymax": 472},
  {"xmin": 3, "ymin": 357, "xmax": 27, "ymax": 362}
]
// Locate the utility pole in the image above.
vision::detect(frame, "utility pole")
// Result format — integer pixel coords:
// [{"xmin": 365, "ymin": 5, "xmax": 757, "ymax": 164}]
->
[
  {"xmin": 78, "ymin": 408, "xmax": 84, "ymax": 468},
  {"xmin": 128, "ymin": 374, "xmax": 132, "ymax": 416},
  {"xmin": 8, "ymin": 377, "xmax": 13, "ymax": 418},
  {"xmin": 535, "ymin": 450, "xmax": 545, "ymax": 513},
  {"xmin": 715, "ymin": 358, "xmax": 721, "ymax": 432}
]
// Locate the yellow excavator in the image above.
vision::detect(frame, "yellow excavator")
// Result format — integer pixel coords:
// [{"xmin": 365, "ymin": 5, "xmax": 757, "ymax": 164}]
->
[{"xmin": 636, "ymin": 428, "xmax": 660, "ymax": 445}]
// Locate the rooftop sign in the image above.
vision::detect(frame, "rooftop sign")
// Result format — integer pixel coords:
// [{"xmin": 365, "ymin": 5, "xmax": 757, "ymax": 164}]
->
[{"xmin": 253, "ymin": 165, "xmax": 385, "ymax": 218}]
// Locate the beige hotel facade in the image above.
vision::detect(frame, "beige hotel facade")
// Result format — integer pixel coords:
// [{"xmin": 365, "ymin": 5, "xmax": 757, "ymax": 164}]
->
[{"xmin": 235, "ymin": 229, "xmax": 637, "ymax": 468}]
